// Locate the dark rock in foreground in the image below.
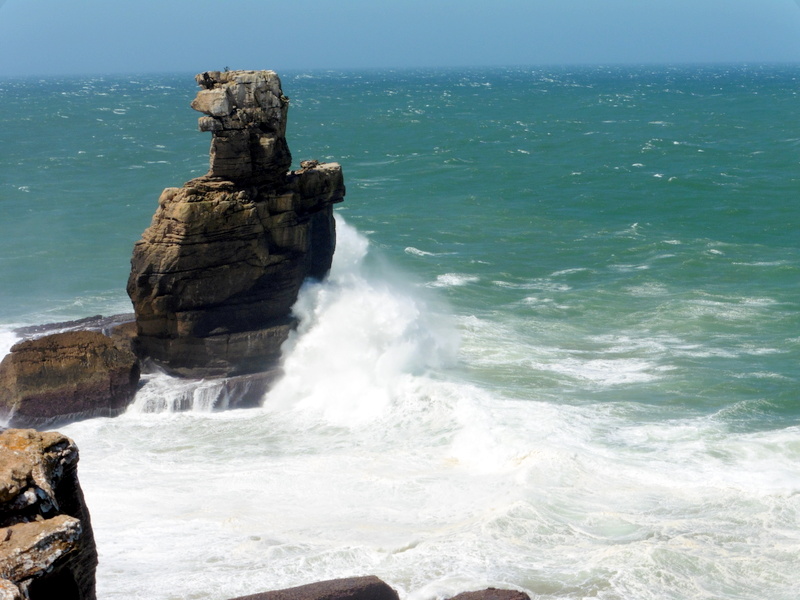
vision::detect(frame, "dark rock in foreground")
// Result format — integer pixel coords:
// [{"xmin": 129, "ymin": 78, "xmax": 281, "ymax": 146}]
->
[
  {"xmin": 0, "ymin": 329, "xmax": 140, "ymax": 429},
  {"xmin": 0, "ymin": 429, "xmax": 97, "ymax": 600},
  {"xmin": 227, "ymin": 576, "xmax": 399, "ymax": 600},
  {"xmin": 225, "ymin": 577, "xmax": 531, "ymax": 600},
  {"xmin": 446, "ymin": 589, "xmax": 530, "ymax": 600},
  {"xmin": 128, "ymin": 70, "xmax": 344, "ymax": 378}
]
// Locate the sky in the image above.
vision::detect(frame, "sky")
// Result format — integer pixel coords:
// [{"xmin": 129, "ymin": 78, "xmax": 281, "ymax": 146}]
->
[{"xmin": 1, "ymin": 0, "xmax": 799, "ymax": 76}]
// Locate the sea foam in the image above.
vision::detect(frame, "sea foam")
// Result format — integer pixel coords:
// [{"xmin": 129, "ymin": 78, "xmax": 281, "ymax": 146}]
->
[
  {"xmin": 266, "ymin": 217, "xmax": 458, "ymax": 426},
  {"xmin": 0, "ymin": 329, "xmax": 18, "ymax": 361}
]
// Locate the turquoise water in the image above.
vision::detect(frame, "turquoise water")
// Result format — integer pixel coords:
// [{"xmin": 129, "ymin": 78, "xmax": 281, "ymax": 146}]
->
[{"xmin": 1, "ymin": 66, "xmax": 799, "ymax": 600}]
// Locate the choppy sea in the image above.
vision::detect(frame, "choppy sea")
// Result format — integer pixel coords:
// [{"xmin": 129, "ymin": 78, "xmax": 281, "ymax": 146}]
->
[{"xmin": 1, "ymin": 65, "xmax": 799, "ymax": 600}]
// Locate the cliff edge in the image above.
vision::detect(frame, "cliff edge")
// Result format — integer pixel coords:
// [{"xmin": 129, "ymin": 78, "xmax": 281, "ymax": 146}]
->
[{"xmin": 0, "ymin": 429, "xmax": 97, "ymax": 600}]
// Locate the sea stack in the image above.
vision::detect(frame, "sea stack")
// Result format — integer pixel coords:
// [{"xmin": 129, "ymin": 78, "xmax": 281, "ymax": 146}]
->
[{"xmin": 127, "ymin": 70, "xmax": 344, "ymax": 377}]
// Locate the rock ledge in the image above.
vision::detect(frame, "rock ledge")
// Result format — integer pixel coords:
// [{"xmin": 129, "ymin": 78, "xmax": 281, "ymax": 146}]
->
[{"xmin": 0, "ymin": 429, "xmax": 97, "ymax": 600}]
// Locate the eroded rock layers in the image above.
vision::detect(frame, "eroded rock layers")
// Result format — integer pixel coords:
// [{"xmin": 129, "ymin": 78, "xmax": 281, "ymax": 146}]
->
[
  {"xmin": 0, "ymin": 329, "xmax": 140, "ymax": 429},
  {"xmin": 0, "ymin": 429, "xmax": 97, "ymax": 600},
  {"xmin": 127, "ymin": 70, "xmax": 344, "ymax": 377}
]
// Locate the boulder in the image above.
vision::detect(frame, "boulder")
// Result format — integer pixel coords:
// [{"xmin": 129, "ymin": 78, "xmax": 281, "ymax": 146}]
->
[
  {"xmin": 128, "ymin": 70, "xmax": 344, "ymax": 377},
  {"xmin": 446, "ymin": 589, "xmax": 530, "ymax": 600},
  {"xmin": 0, "ymin": 330, "xmax": 140, "ymax": 429},
  {"xmin": 0, "ymin": 429, "xmax": 97, "ymax": 600},
  {"xmin": 227, "ymin": 576, "xmax": 399, "ymax": 600}
]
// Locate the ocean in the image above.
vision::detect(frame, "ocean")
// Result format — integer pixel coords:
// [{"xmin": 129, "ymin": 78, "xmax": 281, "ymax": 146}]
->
[{"xmin": 1, "ymin": 65, "xmax": 799, "ymax": 600}]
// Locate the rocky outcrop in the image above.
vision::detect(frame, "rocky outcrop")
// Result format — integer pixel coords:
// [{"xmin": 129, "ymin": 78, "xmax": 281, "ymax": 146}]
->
[
  {"xmin": 227, "ymin": 576, "xmax": 399, "ymax": 600},
  {"xmin": 0, "ymin": 429, "xmax": 97, "ymax": 600},
  {"xmin": 224, "ymin": 577, "xmax": 530, "ymax": 600},
  {"xmin": 0, "ymin": 329, "xmax": 140, "ymax": 429},
  {"xmin": 447, "ymin": 589, "xmax": 530, "ymax": 600},
  {"xmin": 192, "ymin": 69, "xmax": 292, "ymax": 184},
  {"xmin": 128, "ymin": 70, "xmax": 344, "ymax": 378}
]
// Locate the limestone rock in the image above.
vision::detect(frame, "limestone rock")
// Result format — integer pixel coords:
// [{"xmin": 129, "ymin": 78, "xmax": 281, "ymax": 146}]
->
[
  {"xmin": 192, "ymin": 70, "xmax": 291, "ymax": 183},
  {"xmin": 226, "ymin": 575, "xmax": 399, "ymax": 600},
  {"xmin": 0, "ymin": 517, "xmax": 82, "ymax": 582},
  {"xmin": 128, "ymin": 71, "xmax": 344, "ymax": 377},
  {"xmin": 0, "ymin": 429, "xmax": 97, "ymax": 600},
  {"xmin": 0, "ymin": 579, "xmax": 21, "ymax": 600},
  {"xmin": 0, "ymin": 330, "xmax": 140, "ymax": 429}
]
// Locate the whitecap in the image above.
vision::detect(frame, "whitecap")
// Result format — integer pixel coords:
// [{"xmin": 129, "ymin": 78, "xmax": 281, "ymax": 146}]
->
[
  {"xmin": 610, "ymin": 263, "xmax": 650, "ymax": 272},
  {"xmin": 625, "ymin": 282, "xmax": 670, "ymax": 297},
  {"xmin": 732, "ymin": 371, "xmax": 790, "ymax": 380},
  {"xmin": 548, "ymin": 357, "xmax": 661, "ymax": 386},
  {"xmin": 522, "ymin": 280, "xmax": 571, "ymax": 292},
  {"xmin": 738, "ymin": 297, "xmax": 778, "ymax": 306},
  {"xmin": 550, "ymin": 267, "xmax": 590, "ymax": 277},
  {"xmin": 732, "ymin": 261, "xmax": 790, "ymax": 267},
  {"xmin": 405, "ymin": 247, "xmax": 435, "ymax": 257},
  {"xmin": 427, "ymin": 273, "xmax": 479, "ymax": 288}
]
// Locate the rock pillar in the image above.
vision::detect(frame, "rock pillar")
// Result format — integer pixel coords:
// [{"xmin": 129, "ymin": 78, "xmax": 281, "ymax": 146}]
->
[{"xmin": 127, "ymin": 71, "xmax": 345, "ymax": 377}]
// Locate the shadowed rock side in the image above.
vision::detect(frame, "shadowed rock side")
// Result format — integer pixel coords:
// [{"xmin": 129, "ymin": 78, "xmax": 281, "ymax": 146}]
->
[
  {"xmin": 0, "ymin": 329, "xmax": 140, "ymax": 429},
  {"xmin": 447, "ymin": 589, "xmax": 531, "ymax": 600},
  {"xmin": 224, "ymin": 577, "xmax": 531, "ymax": 600},
  {"xmin": 128, "ymin": 70, "xmax": 344, "ymax": 378},
  {"xmin": 0, "ymin": 429, "xmax": 97, "ymax": 600},
  {"xmin": 227, "ymin": 576, "xmax": 399, "ymax": 600}
]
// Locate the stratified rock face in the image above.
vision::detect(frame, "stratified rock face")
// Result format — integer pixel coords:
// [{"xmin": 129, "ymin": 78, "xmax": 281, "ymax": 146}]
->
[
  {"xmin": 128, "ymin": 71, "xmax": 344, "ymax": 377},
  {"xmin": 192, "ymin": 70, "xmax": 291, "ymax": 184},
  {"xmin": 0, "ymin": 330, "xmax": 141, "ymax": 429},
  {"xmin": 226, "ymin": 575, "xmax": 399, "ymax": 600},
  {"xmin": 0, "ymin": 429, "xmax": 97, "ymax": 600}
]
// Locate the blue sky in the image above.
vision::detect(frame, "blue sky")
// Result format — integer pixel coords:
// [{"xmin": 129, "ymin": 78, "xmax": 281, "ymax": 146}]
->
[{"xmin": 1, "ymin": 0, "xmax": 799, "ymax": 76}]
